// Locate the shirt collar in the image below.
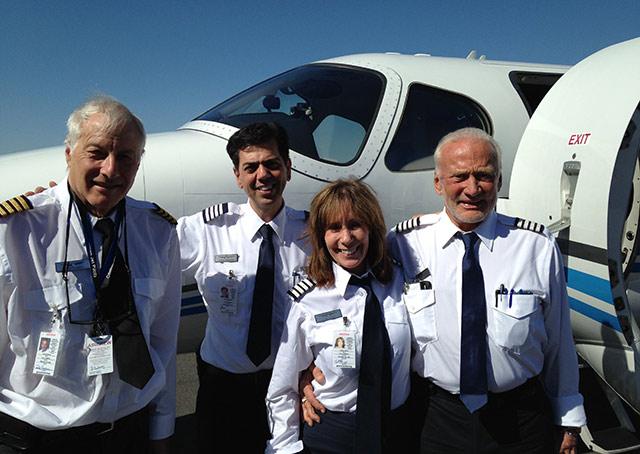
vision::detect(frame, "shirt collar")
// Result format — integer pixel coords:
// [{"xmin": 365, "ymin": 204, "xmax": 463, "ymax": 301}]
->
[
  {"xmin": 242, "ymin": 198, "xmax": 287, "ymax": 243},
  {"xmin": 436, "ymin": 208, "xmax": 496, "ymax": 252},
  {"xmin": 332, "ymin": 261, "xmax": 376, "ymax": 297}
]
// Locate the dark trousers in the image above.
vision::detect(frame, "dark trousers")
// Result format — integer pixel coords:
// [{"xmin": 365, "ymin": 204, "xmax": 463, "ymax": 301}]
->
[
  {"xmin": 419, "ymin": 377, "xmax": 555, "ymax": 454},
  {"xmin": 301, "ymin": 401, "xmax": 412, "ymax": 454},
  {"xmin": 195, "ymin": 353, "xmax": 272, "ymax": 453},
  {"xmin": 0, "ymin": 406, "xmax": 150, "ymax": 453}
]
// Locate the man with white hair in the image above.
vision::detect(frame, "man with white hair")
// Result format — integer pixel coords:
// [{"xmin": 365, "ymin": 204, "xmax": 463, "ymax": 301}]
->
[
  {"xmin": 389, "ymin": 127, "xmax": 586, "ymax": 454},
  {"xmin": 0, "ymin": 96, "xmax": 180, "ymax": 453}
]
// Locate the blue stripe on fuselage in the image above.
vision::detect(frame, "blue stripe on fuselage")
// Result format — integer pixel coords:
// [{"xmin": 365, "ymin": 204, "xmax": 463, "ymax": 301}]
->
[
  {"xmin": 180, "ymin": 294, "xmax": 206, "ymax": 316},
  {"xmin": 565, "ymin": 268, "xmax": 621, "ymax": 332}
]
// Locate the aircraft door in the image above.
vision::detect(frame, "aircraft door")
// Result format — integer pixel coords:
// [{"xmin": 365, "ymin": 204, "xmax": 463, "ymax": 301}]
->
[{"xmin": 499, "ymin": 37, "xmax": 640, "ymax": 412}]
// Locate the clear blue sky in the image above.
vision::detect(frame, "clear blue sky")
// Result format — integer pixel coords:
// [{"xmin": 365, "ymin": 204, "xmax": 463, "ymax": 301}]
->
[{"xmin": 1, "ymin": 0, "xmax": 638, "ymax": 154}]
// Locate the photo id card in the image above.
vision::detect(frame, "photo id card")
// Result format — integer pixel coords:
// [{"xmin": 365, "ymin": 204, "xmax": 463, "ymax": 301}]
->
[
  {"xmin": 332, "ymin": 330, "xmax": 356, "ymax": 369},
  {"xmin": 85, "ymin": 334, "xmax": 114, "ymax": 377},
  {"xmin": 33, "ymin": 331, "xmax": 62, "ymax": 376},
  {"xmin": 219, "ymin": 281, "xmax": 238, "ymax": 315}
]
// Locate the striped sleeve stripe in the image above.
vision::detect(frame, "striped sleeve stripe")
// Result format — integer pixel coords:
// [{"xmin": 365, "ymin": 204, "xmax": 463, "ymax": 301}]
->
[
  {"xmin": 287, "ymin": 278, "xmax": 315, "ymax": 300},
  {"xmin": 0, "ymin": 196, "xmax": 33, "ymax": 217},
  {"xmin": 203, "ymin": 203, "xmax": 229, "ymax": 223}
]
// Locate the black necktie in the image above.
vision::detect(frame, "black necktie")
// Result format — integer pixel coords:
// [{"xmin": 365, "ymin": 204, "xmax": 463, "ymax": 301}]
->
[
  {"xmin": 351, "ymin": 275, "xmax": 392, "ymax": 454},
  {"xmin": 459, "ymin": 232, "xmax": 488, "ymax": 412},
  {"xmin": 246, "ymin": 224, "xmax": 275, "ymax": 366},
  {"xmin": 94, "ymin": 218, "xmax": 155, "ymax": 389}
]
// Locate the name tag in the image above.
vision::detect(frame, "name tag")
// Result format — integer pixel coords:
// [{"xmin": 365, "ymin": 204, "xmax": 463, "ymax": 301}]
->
[
  {"xmin": 314, "ymin": 309, "xmax": 342, "ymax": 323},
  {"xmin": 215, "ymin": 254, "xmax": 239, "ymax": 263},
  {"xmin": 55, "ymin": 260, "xmax": 90, "ymax": 272}
]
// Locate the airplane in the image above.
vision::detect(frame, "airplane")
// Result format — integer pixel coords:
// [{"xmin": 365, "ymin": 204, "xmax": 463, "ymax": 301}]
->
[{"xmin": 2, "ymin": 36, "xmax": 639, "ymax": 453}]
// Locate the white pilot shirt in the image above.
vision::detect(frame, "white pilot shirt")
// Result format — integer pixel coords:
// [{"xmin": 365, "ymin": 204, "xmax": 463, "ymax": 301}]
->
[
  {"xmin": 178, "ymin": 200, "xmax": 309, "ymax": 373},
  {"xmin": 388, "ymin": 209, "xmax": 586, "ymax": 427},
  {"xmin": 265, "ymin": 263, "xmax": 411, "ymax": 454},
  {"xmin": 0, "ymin": 180, "xmax": 181, "ymax": 439}
]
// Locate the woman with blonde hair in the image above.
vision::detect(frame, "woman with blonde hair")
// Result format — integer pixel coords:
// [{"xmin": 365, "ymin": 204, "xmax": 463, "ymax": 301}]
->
[{"xmin": 266, "ymin": 178, "xmax": 411, "ymax": 454}]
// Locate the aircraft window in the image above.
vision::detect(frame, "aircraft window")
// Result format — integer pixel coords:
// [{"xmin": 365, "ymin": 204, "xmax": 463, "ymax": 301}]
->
[
  {"xmin": 509, "ymin": 71, "xmax": 563, "ymax": 116},
  {"xmin": 384, "ymin": 84, "xmax": 491, "ymax": 172},
  {"xmin": 196, "ymin": 65, "xmax": 384, "ymax": 164},
  {"xmin": 313, "ymin": 115, "xmax": 366, "ymax": 163}
]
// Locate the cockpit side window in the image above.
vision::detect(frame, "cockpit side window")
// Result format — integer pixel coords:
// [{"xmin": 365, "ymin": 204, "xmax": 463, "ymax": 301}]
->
[
  {"xmin": 196, "ymin": 65, "xmax": 384, "ymax": 165},
  {"xmin": 384, "ymin": 84, "xmax": 491, "ymax": 172}
]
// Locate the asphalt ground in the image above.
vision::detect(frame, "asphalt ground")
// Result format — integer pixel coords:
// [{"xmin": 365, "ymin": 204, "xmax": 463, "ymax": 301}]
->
[
  {"xmin": 171, "ymin": 353, "xmax": 638, "ymax": 454},
  {"xmin": 173, "ymin": 352, "xmax": 198, "ymax": 453}
]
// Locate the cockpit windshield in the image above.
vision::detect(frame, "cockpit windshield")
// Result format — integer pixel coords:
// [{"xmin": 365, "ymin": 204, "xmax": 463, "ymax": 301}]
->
[{"xmin": 196, "ymin": 65, "xmax": 385, "ymax": 165}]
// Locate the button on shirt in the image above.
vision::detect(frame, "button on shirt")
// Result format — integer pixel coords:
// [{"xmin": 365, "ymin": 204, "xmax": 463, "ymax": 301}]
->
[
  {"xmin": 0, "ymin": 180, "xmax": 181, "ymax": 439},
  {"xmin": 265, "ymin": 263, "xmax": 411, "ymax": 454},
  {"xmin": 388, "ymin": 209, "xmax": 586, "ymax": 427},
  {"xmin": 178, "ymin": 200, "xmax": 309, "ymax": 373}
]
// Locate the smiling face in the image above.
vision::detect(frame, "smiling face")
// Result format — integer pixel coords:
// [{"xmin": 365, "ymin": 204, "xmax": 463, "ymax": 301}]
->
[
  {"xmin": 233, "ymin": 140, "xmax": 291, "ymax": 222},
  {"xmin": 65, "ymin": 113, "xmax": 142, "ymax": 217},
  {"xmin": 434, "ymin": 138, "xmax": 502, "ymax": 231},
  {"xmin": 324, "ymin": 206, "xmax": 370, "ymax": 275}
]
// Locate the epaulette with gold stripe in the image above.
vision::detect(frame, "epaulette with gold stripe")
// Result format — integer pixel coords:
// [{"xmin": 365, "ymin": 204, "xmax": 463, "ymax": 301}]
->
[
  {"xmin": 395, "ymin": 216, "xmax": 421, "ymax": 234},
  {"xmin": 514, "ymin": 217, "xmax": 544, "ymax": 234},
  {"xmin": 0, "ymin": 195, "xmax": 33, "ymax": 217},
  {"xmin": 287, "ymin": 278, "xmax": 316, "ymax": 301},
  {"xmin": 153, "ymin": 204, "xmax": 177, "ymax": 225}
]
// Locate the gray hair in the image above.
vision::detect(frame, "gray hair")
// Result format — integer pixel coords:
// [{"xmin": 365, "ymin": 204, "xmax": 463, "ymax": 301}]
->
[
  {"xmin": 65, "ymin": 95, "xmax": 146, "ymax": 156},
  {"xmin": 434, "ymin": 128, "xmax": 501, "ymax": 174}
]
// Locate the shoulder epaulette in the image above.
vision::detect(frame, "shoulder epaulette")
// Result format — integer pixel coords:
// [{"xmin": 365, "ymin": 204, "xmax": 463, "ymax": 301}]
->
[
  {"xmin": 395, "ymin": 216, "xmax": 421, "ymax": 234},
  {"xmin": 285, "ymin": 206, "xmax": 308, "ymax": 223},
  {"xmin": 153, "ymin": 204, "xmax": 178, "ymax": 225},
  {"xmin": 390, "ymin": 256, "xmax": 402, "ymax": 267},
  {"xmin": 287, "ymin": 278, "xmax": 316, "ymax": 301},
  {"xmin": 513, "ymin": 217, "xmax": 545, "ymax": 234},
  {"xmin": 202, "ymin": 203, "xmax": 235, "ymax": 223},
  {"xmin": 0, "ymin": 195, "xmax": 33, "ymax": 217}
]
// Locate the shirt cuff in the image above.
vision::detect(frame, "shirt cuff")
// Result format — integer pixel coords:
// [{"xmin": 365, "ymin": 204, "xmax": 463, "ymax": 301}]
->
[
  {"xmin": 549, "ymin": 393, "xmax": 587, "ymax": 426},
  {"xmin": 149, "ymin": 411, "xmax": 176, "ymax": 440},
  {"xmin": 265, "ymin": 439, "xmax": 304, "ymax": 454}
]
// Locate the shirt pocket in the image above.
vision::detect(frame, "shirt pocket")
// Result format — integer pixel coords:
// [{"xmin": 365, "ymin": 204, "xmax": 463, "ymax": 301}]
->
[
  {"xmin": 23, "ymin": 283, "xmax": 88, "ymax": 348},
  {"xmin": 404, "ymin": 285, "xmax": 437, "ymax": 348},
  {"xmin": 203, "ymin": 270, "xmax": 246, "ymax": 316},
  {"xmin": 312, "ymin": 321, "xmax": 360, "ymax": 375},
  {"xmin": 384, "ymin": 304, "xmax": 410, "ymax": 359},
  {"xmin": 133, "ymin": 278, "xmax": 166, "ymax": 320},
  {"xmin": 490, "ymin": 293, "xmax": 543, "ymax": 354}
]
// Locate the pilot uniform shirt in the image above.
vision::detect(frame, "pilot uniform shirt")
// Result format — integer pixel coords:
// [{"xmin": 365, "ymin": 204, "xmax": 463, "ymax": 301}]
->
[
  {"xmin": 265, "ymin": 263, "xmax": 411, "ymax": 454},
  {"xmin": 388, "ymin": 209, "xmax": 587, "ymax": 427},
  {"xmin": 178, "ymin": 199, "xmax": 308, "ymax": 373},
  {"xmin": 0, "ymin": 179, "xmax": 181, "ymax": 440}
]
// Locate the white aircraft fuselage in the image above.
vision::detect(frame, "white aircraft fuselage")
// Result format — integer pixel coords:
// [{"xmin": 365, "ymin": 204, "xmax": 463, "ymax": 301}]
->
[{"xmin": 3, "ymin": 38, "xmax": 640, "ymax": 451}]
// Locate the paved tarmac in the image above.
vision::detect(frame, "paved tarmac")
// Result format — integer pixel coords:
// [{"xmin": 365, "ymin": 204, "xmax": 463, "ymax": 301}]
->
[{"xmin": 173, "ymin": 352, "xmax": 198, "ymax": 453}]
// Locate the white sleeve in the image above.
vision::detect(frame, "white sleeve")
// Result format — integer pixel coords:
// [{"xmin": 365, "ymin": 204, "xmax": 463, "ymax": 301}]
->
[
  {"xmin": 0, "ymin": 242, "xmax": 12, "ymax": 359},
  {"xmin": 540, "ymin": 237, "xmax": 587, "ymax": 426},
  {"xmin": 177, "ymin": 214, "xmax": 204, "ymax": 278},
  {"xmin": 265, "ymin": 302, "xmax": 314, "ymax": 454},
  {"xmin": 148, "ymin": 228, "xmax": 181, "ymax": 439}
]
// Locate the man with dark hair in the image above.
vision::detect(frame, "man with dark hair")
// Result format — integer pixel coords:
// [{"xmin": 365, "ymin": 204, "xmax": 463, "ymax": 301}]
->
[
  {"xmin": 0, "ymin": 96, "xmax": 180, "ymax": 453},
  {"xmin": 226, "ymin": 121, "xmax": 290, "ymax": 168},
  {"xmin": 178, "ymin": 122, "xmax": 309, "ymax": 453}
]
